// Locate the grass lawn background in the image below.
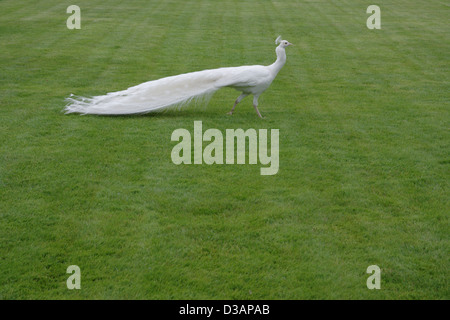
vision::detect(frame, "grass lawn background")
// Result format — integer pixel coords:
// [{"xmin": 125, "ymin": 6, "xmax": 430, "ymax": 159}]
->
[{"xmin": 0, "ymin": 0, "xmax": 448, "ymax": 299}]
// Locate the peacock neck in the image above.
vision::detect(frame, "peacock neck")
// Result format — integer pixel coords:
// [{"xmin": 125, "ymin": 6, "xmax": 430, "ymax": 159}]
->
[{"xmin": 269, "ymin": 46, "xmax": 286, "ymax": 75}]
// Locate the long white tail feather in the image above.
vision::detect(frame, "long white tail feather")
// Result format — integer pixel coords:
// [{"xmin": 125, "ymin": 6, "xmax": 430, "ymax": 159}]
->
[{"xmin": 65, "ymin": 67, "xmax": 244, "ymax": 115}]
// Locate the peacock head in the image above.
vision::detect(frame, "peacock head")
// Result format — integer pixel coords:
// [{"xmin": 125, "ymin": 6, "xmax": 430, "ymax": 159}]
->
[{"xmin": 275, "ymin": 36, "xmax": 292, "ymax": 48}]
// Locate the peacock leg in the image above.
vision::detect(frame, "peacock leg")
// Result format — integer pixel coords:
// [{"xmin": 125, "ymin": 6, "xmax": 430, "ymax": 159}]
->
[
  {"xmin": 253, "ymin": 95, "xmax": 264, "ymax": 119},
  {"xmin": 228, "ymin": 93, "xmax": 248, "ymax": 115}
]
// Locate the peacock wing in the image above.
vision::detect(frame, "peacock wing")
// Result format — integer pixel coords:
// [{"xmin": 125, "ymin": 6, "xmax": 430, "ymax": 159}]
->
[{"xmin": 213, "ymin": 66, "xmax": 272, "ymax": 89}]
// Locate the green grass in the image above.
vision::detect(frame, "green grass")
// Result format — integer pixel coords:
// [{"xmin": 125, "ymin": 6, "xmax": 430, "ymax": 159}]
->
[{"xmin": 0, "ymin": 0, "xmax": 448, "ymax": 299}]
